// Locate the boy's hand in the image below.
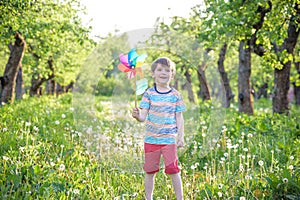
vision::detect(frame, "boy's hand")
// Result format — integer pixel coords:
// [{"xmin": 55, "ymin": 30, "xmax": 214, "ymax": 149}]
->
[
  {"xmin": 176, "ymin": 137, "xmax": 184, "ymax": 148},
  {"xmin": 132, "ymin": 108, "xmax": 140, "ymax": 120}
]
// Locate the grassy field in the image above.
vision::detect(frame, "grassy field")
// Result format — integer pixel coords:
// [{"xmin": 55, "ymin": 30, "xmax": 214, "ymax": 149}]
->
[{"xmin": 0, "ymin": 94, "xmax": 299, "ymax": 199}]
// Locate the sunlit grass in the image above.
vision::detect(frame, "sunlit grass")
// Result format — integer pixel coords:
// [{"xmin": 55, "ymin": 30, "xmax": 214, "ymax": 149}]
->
[{"xmin": 0, "ymin": 94, "xmax": 299, "ymax": 199}]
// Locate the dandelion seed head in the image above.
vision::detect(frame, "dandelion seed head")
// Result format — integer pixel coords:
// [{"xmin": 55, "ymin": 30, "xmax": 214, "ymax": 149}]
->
[
  {"xmin": 59, "ymin": 164, "xmax": 65, "ymax": 171},
  {"xmin": 218, "ymin": 192, "xmax": 223, "ymax": 197},
  {"xmin": 2, "ymin": 156, "xmax": 9, "ymax": 161},
  {"xmin": 73, "ymin": 189, "xmax": 80, "ymax": 194},
  {"xmin": 283, "ymin": 178, "xmax": 288, "ymax": 183},
  {"xmin": 288, "ymin": 165, "xmax": 293, "ymax": 170},
  {"xmin": 258, "ymin": 160, "xmax": 264, "ymax": 166}
]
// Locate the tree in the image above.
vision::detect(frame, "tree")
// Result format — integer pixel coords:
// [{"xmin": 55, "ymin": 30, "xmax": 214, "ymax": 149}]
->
[
  {"xmin": 0, "ymin": 0, "xmax": 95, "ymax": 103},
  {"xmin": 0, "ymin": 31, "xmax": 26, "ymax": 104},
  {"xmin": 272, "ymin": 3, "xmax": 300, "ymax": 114}
]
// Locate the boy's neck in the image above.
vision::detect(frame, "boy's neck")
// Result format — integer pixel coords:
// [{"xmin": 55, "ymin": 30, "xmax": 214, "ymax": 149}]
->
[{"xmin": 155, "ymin": 83, "xmax": 171, "ymax": 93}]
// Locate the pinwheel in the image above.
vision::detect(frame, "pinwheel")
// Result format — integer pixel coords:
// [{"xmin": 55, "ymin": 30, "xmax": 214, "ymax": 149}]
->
[{"xmin": 118, "ymin": 48, "xmax": 148, "ymax": 107}]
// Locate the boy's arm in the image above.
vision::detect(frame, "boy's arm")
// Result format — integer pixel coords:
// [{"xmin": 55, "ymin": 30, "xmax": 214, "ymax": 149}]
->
[
  {"xmin": 176, "ymin": 112, "xmax": 184, "ymax": 147},
  {"xmin": 132, "ymin": 108, "xmax": 148, "ymax": 122}
]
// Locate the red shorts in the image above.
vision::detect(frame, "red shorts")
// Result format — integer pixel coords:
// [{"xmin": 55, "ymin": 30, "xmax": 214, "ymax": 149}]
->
[{"xmin": 143, "ymin": 142, "xmax": 180, "ymax": 174}]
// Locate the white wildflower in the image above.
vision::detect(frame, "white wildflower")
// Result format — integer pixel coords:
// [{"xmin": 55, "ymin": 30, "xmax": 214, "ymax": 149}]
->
[
  {"xmin": 59, "ymin": 164, "xmax": 65, "ymax": 171},
  {"xmin": 258, "ymin": 160, "xmax": 264, "ymax": 166}
]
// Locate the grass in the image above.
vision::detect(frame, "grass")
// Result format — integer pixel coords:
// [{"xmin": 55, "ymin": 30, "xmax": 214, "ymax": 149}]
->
[{"xmin": 0, "ymin": 93, "xmax": 299, "ymax": 199}]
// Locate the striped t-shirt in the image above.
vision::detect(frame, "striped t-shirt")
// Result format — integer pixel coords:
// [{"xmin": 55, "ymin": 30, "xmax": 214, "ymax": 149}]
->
[{"xmin": 140, "ymin": 85, "xmax": 185, "ymax": 144}]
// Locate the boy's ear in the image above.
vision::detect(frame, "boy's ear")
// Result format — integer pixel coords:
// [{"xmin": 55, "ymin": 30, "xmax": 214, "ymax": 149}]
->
[{"xmin": 171, "ymin": 72, "xmax": 175, "ymax": 79}]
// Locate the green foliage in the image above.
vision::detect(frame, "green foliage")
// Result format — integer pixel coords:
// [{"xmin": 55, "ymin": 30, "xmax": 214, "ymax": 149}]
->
[
  {"xmin": 0, "ymin": 94, "xmax": 299, "ymax": 199},
  {"xmin": 0, "ymin": 0, "xmax": 95, "ymax": 89}
]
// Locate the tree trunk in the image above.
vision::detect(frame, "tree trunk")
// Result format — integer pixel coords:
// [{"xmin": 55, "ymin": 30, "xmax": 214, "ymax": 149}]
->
[
  {"xmin": 238, "ymin": 41, "xmax": 254, "ymax": 114},
  {"xmin": 0, "ymin": 31, "xmax": 26, "ymax": 104},
  {"xmin": 66, "ymin": 81, "xmax": 74, "ymax": 93},
  {"xmin": 294, "ymin": 62, "xmax": 300, "ymax": 105},
  {"xmin": 197, "ymin": 48, "xmax": 211, "ymax": 101},
  {"xmin": 30, "ymin": 75, "xmax": 43, "ymax": 97},
  {"xmin": 257, "ymin": 83, "xmax": 268, "ymax": 99},
  {"xmin": 15, "ymin": 65, "xmax": 24, "ymax": 100},
  {"xmin": 46, "ymin": 79, "xmax": 56, "ymax": 95},
  {"xmin": 184, "ymin": 68, "xmax": 195, "ymax": 103},
  {"xmin": 217, "ymin": 43, "xmax": 234, "ymax": 108},
  {"xmin": 56, "ymin": 83, "xmax": 66, "ymax": 97},
  {"xmin": 273, "ymin": 3, "xmax": 300, "ymax": 114},
  {"xmin": 29, "ymin": 58, "xmax": 55, "ymax": 96}
]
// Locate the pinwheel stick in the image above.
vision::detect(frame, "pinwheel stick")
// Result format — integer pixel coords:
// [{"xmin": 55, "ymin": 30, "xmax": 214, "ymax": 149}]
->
[{"xmin": 134, "ymin": 74, "xmax": 137, "ymax": 108}]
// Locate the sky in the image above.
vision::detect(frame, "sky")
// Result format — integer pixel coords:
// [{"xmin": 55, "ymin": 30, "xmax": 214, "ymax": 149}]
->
[{"xmin": 80, "ymin": 0, "xmax": 203, "ymax": 37}]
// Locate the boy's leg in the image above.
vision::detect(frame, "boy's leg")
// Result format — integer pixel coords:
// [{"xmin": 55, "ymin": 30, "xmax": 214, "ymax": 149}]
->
[
  {"xmin": 145, "ymin": 173, "xmax": 156, "ymax": 200},
  {"xmin": 170, "ymin": 173, "xmax": 183, "ymax": 200}
]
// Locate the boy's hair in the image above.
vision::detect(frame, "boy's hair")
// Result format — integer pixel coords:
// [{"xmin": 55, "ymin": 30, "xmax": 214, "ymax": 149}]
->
[{"xmin": 151, "ymin": 57, "xmax": 176, "ymax": 74}]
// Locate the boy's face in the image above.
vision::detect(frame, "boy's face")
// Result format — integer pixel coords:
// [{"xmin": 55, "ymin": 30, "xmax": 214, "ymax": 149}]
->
[{"xmin": 152, "ymin": 64, "xmax": 174, "ymax": 86}]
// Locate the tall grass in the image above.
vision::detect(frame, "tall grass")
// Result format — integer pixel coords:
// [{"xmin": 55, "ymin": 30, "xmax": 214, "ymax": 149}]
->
[{"xmin": 0, "ymin": 94, "xmax": 299, "ymax": 199}]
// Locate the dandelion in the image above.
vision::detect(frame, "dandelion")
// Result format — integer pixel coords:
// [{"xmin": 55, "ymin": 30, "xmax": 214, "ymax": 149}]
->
[
  {"xmin": 77, "ymin": 132, "xmax": 82, "ymax": 137},
  {"xmin": 218, "ymin": 184, "xmax": 223, "ymax": 189},
  {"xmin": 202, "ymin": 133, "xmax": 206, "ymax": 137},
  {"xmin": 70, "ymin": 107, "xmax": 74, "ymax": 111},
  {"xmin": 258, "ymin": 160, "xmax": 264, "ymax": 166},
  {"xmin": 55, "ymin": 120, "xmax": 60, "ymax": 125},
  {"xmin": 2, "ymin": 156, "xmax": 9, "ymax": 161},
  {"xmin": 2, "ymin": 128, "xmax": 7, "ymax": 132},
  {"xmin": 73, "ymin": 189, "xmax": 80, "ymax": 194},
  {"xmin": 283, "ymin": 178, "xmax": 288, "ymax": 183},
  {"xmin": 217, "ymin": 192, "xmax": 223, "ymax": 197},
  {"xmin": 59, "ymin": 164, "xmax": 65, "ymax": 171},
  {"xmin": 224, "ymin": 153, "xmax": 229, "ymax": 157},
  {"xmin": 19, "ymin": 146, "xmax": 25, "ymax": 152},
  {"xmin": 61, "ymin": 114, "xmax": 66, "ymax": 119},
  {"xmin": 33, "ymin": 126, "xmax": 39, "ymax": 132},
  {"xmin": 290, "ymin": 155, "xmax": 294, "ymax": 160},
  {"xmin": 25, "ymin": 122, "xmax": 31, "ymax": 127},
  {"xmin": 247, "ymin": 133, "xmax": 253, "ymax": 138},
  {"xmin": 240, "ymin": 197, "xmax": 246, "ymax": 200},
  {"xmin": 288, "ymin": 165, "xmax": 294, "ymax": 170},
  {"xmin": 243, "ymin": 148, "xmax": 248, "ymax": 152},
  {"xmin": 239, "ymin": 164, "xmax": 244, "ymax": 172}
]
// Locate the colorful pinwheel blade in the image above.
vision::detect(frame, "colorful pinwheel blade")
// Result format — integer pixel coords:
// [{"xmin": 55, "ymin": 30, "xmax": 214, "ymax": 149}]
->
[
  {"xmin": 136, "ymin": 78, "xmax": 148, "ymax": 95},
  {"xmin": 127, "ymin": 70, "xmax": 136, "ymax": 79},
  {"xmin": 135, "ymin": 67, "xmax": 144, "ymax": 78},
  {"xmin": 136, "ymin": 54, "xmax": 147, "ymax": 63},
  {"xmin": 118, "ymin": 63, "xmax": 131, "ymax": 72},
  {"xmin": 119, "ymin": 54, "xmax": 130, "ymax": 67},
  {"xmin": 128, "ymin": 48, "xmax": 139, "ymax": 66}
]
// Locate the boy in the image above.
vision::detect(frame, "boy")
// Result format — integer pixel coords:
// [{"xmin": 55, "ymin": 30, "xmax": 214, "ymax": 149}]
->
[{"xmin": 132, "ymin": 57, "xmax": 185, "ymax": 200}]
